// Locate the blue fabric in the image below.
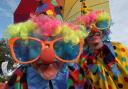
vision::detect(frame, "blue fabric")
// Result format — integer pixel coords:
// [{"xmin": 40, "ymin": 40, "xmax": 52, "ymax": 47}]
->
[
  {"xmin": 99, "ymin": 42, "xmax": 116, "ymax": 65},
  {"xmin": 104, "ymin": 41, "xmax": 115, "ymax": 56},
  {"xmin": 27, "ymin": 64, "xmax": 68, "ymax": 89},
  {"xmin": 96, "ymin": 20, "xmax": 109, "ymax": 29},
  {"xmin": 111, "ymin": 63, "xmax": 121, "ymax": 76},
  {"xmin": 36, "ymin": 3, "xmax": 48, "ymax": 13}
]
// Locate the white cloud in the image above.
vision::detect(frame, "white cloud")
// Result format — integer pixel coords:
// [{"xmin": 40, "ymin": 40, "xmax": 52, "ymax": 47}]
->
[{"xmin": 109, "ymin": 0, "xmax": 128, "ymax": 45}]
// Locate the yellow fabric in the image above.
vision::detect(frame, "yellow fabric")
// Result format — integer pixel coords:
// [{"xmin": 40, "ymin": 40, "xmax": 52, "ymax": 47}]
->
[
  {"xmin": 86, "ymin": 0, "xmax": 110, "ymax": 13},
  {"xmin": 63, "ymin": 0, "xmax": 110, "ymax": 21},
  {"xmin": 85, "ymin": 42, "xmax": 128, "ymax": 89}
]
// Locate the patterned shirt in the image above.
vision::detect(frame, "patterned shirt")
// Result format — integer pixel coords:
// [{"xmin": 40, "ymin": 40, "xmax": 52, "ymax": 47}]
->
[{"xmin": 69, "ymin": 41, "xmax": 128, "ymax": 89}]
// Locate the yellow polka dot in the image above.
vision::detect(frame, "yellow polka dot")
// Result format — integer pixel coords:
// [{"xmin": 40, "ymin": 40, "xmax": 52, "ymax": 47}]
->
[{"xmin": 46, "ymin": 10, "xmax": 54, "ymax": 15}]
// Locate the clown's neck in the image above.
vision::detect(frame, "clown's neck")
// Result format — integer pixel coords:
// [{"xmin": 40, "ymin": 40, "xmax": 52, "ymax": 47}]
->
[{"xmin": 88, "ymin": 41, "xmax": 104, "ymax": 51}]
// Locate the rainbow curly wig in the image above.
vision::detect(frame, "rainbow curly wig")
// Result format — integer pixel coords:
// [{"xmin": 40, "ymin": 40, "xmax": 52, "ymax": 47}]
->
[
  {"xmin": 76, "ymin": 10, "xmax": 111, "ymax": 41},
  {"xmin": 5, "ymin": 15, "xmax": 88, "ymax": 45}
]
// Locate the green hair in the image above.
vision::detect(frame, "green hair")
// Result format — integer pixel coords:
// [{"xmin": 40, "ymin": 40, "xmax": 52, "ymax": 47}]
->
[
  {"xmin": 97, "ymin": 11, "xmax": 110, "ymax": 21},
  {"xmin": 4, "ymin": 20, "xmax": 37, "ymax": 40}
]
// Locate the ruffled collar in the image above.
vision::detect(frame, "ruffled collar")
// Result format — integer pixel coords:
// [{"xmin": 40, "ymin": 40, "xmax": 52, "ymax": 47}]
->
[{"xmin": 82, "ymin": 41, "xmax": 116, "ymax": 67}]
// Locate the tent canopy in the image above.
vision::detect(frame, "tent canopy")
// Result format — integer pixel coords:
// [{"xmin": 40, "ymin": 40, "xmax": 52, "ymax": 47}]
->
[
  {"xmin": 14, "ymin": 0, "xmax": 39, "ymax": 23},
  {"xmin": 14, "ymin": 0, "xmax": 110, "ymax": 22}
]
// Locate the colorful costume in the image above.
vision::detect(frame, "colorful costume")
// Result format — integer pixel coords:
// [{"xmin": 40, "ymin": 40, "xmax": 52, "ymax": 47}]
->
[
  {"xmin": 7, "ymin": 63, "xmax": 69, "ymax": 89},
  {"xmin": 69, "ymin": 10, "xmax": 128, "ymax": 89},
  {"xmin": 1, "ymin": 0, "xmax": 127, "ymax": 89},
  {"xmin": 3, "ymin": 14, "xmax": 87, "ymax": 89},
  {"xmin": 1, "ymin": 0, "xmax": 89, "ymax": 89},
  {"xmin": 79, "ymin": 41, "xmax": 128, "ymax": 89}
]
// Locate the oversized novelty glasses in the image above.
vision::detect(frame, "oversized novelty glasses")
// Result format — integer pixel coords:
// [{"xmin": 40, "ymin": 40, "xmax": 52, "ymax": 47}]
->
[
  {"xmin": 87, "ymin": 31, "xmax": 102, "ymax": 38},
  {"xmin": 8, "ymin": 37, "xmax": 84, "ymax": 64},
  {"xmin": 89, "ymin": 20, "xmax": 110, "ymax": 31}
]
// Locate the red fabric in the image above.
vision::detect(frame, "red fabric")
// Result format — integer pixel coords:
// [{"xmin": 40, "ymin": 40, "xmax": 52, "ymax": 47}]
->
[
  {"xmin": 15, "ymin": 69, "xmax": 23, "ymax": 76},
  {"xmin": 0, "ymin": 83, "xmax": 8, "ymax": 89},
  {"xmin": 22, "ymin": 82, "xmax": 28, "ymax": 89},
  {"xmin": 14, "ymin": 0, "xmax": 39, "ymax": 23},
  {"xmin": 121, "ymin": 48, "xmax": 125, "ymax": 52},
  {"xmin": 124, "ymin": 77, "xmax": 128, "ymax": 82},
  {"xmin": 69, "ymin": 69, "xmax": 85, "ymax": 85}
]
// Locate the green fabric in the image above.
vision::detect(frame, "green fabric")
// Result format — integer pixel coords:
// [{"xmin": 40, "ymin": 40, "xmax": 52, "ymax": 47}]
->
[
  {"xmin": 51, "ymin": 0, "xmax": 58, "ymax": 6},
  {"xmin": 79, "ymin": 74, "xmax": 83, "ymax": 80},
  {"xmin": 92, "ymin": 64, "xmax": 98, "ymax": 73},
  {"xmin": 68, "ymin": 79, "xmax": 73, "ymax": 88},
  {"xmin": 14, "ymin": 82, "xmax": 23, "ymax": 89}
]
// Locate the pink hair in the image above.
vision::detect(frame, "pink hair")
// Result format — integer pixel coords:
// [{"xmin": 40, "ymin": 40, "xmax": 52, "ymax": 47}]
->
[
  {"xmin": 76, "ymin": 11, "xmax": 97, "ymax": 26},
  {"xmin": 31, "ymin": 15, "xmax": 62, "ymax": 36},
  {"xmin": 65, "ymin": 22, "xmax": 80, "ymax": 30},
  {"xmin": 95, "ymin": 9, "xmax": 105, "ymax": 15}
]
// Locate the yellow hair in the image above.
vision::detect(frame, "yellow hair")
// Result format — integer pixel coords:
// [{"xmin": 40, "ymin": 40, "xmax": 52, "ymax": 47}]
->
[
  {"xmin": 97, "ymin": 11, "xmax": 110, "ymax": 21},
  {"xmin": 54, "ymin": 25, "xmax": 88, "ymax": 44},
  {"xmin": 5, "ymin": 20, "xmax": 37, "ymax": 40}
]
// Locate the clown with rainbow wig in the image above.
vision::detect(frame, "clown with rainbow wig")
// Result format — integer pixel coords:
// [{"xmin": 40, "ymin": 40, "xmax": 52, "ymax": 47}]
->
[
  {"xmin": 0, "ymin": 0, "xmax": 89, "ymax": 88},
  {"xmin": 68, "ymin": 10, "xmax": 128, "ymax": 89},
  {"xmin": 3, "ymin": 13, "xmax": 88, "ymax": 89},
  {"xmin": 1, "ymin": 0, "xmax": 128, "ymax": 88}
]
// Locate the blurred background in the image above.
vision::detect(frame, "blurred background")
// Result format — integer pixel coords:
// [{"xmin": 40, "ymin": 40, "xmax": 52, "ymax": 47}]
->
[{"xmin": 0, "ymin": 0, "xmax": 128, "ymax": 45}]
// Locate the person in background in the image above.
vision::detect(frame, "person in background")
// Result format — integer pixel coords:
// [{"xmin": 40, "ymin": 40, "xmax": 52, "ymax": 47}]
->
[{"xmin": 69, "ymin": 10, "xmax": 128, "ymax": 89}]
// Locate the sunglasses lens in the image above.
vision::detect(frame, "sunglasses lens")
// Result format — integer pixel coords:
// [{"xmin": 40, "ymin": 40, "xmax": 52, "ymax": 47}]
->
[
  {"xmin": 13, "ymin": 39, "xmax": 42, "ymax": 62},
  {"xmin": 54, "ymin": 40, "xmax": 80, "ymax": 61},
  {"xmin": 96, "ymin": 20, "xmax": 109, "ymax": 29}
]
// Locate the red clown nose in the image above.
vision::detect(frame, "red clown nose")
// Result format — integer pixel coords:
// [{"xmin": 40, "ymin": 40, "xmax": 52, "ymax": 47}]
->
[{"xmin": 39, "ymin": 48, "xmax": 56, "ymax": 64}]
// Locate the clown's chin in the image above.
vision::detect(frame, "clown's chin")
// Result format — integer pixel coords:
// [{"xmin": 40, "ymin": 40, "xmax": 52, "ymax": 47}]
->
[{"xmin": 38, "ymin": 62, "xmax": 63, "ymax": 80}]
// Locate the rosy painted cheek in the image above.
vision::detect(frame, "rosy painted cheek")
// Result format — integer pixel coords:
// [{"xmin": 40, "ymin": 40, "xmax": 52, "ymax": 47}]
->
[{"xmin": 93, "ymin": 37, "xmax": 101, "ymax": 42}]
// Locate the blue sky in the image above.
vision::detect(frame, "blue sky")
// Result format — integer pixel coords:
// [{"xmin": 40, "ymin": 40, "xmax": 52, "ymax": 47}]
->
[
  {"xmin": 0, "ymin": 0, "xmax": 128, "ymax": 45},
  {"xmin": 0, "ymin": 0, "xmax": 20, "ymax": 38}
]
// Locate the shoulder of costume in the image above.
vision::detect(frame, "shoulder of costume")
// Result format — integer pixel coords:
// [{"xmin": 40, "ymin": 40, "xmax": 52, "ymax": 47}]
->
[{"xmin": 111, "ymin": 41, "xmax": 128, "ymax": 49}]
